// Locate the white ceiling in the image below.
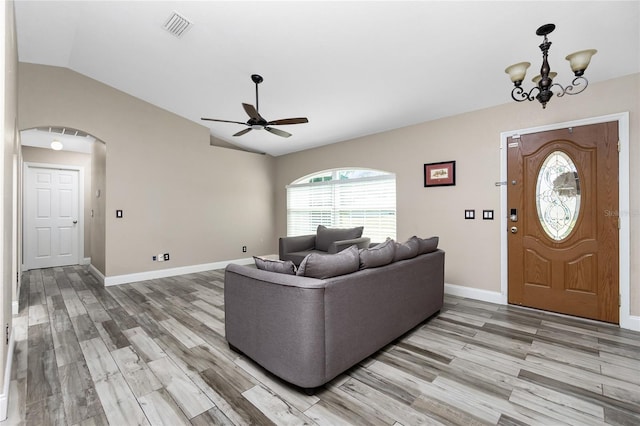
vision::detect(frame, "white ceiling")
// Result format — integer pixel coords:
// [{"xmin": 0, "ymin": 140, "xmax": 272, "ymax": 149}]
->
[{"xmin": 14, "ymin": 1, "xmax": 640, "ymax": 156}]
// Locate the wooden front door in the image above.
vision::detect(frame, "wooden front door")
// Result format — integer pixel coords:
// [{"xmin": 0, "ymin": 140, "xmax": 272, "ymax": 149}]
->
[{"xmin": 507, "ymin": 122, "xmax": 619, "ymax": 323}]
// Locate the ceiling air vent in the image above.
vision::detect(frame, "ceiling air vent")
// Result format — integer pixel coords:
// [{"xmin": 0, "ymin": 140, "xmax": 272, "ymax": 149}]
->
[{"xmin": 163, "ymin": 11, "xmax": 192, "ymax": 38}]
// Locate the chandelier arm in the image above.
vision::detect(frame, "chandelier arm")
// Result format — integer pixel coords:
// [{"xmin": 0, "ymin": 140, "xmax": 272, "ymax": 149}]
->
[
  {"xmin": 553, "ymin": 76, "xmax": 589, "ymax": 98},
  {"xmin": 511, "ymin": 85, "xmax": 539, "ymax": 102}
]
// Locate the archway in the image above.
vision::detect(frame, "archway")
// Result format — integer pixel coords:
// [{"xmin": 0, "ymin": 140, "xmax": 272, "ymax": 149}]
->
[{"xmin": 20, "ymin": 126, "xmax": 106, "ymax": 276}]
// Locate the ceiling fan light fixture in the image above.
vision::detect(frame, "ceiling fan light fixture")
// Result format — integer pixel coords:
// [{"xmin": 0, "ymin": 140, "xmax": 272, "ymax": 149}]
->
[
  {"xmin": 50, "ymin": 140, "xmax": 63, "ymax": 151},
  {"xmin": 201, "ymin": 74, "xmax": 309, "ymax": 138}
]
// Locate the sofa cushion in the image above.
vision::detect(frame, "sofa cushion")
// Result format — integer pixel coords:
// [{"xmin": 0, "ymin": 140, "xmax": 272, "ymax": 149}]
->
[
  {"xmin": 315, "ymin": 225, "xmax": 364, "ymax": 252},
  {"xmin": 393, "ymin": 236, "xmax": 420, "ymax": 262},
  {"xmin": 415, "ymin": 236, "xmax": 439, "ymax": 254},
  {"xmin": 253, "ymin": 256, "xmax": 297, "ymax": 275},
  {"xmin": 359, "ymin": 238, "xmax": 396, "ymax": 269},
  {"xmin": 297, "ymin": 245, "xmax": 360, "ymax": 279}
]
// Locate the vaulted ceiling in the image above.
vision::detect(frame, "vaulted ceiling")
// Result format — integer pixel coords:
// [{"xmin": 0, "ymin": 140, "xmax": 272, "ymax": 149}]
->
[{"xmin": 14, "ymin": 1, "xmax": 640, "ymax": 156}]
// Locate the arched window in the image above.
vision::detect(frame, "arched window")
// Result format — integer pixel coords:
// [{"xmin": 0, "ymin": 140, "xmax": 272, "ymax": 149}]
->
[{"xmin": 286, "ymin": 169, "xmax": 396, "ymax": 243}]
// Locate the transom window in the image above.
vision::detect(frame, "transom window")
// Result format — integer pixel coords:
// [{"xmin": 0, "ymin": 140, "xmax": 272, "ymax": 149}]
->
[{"xmin": 286, "ymin": 169, "xmax": 396, "ymax": 243}]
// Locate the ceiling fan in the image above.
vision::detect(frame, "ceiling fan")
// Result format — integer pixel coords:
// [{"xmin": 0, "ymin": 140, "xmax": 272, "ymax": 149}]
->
[{"xmin": 201, "ymin": 74, "xmax": 308, "ymax": 138}]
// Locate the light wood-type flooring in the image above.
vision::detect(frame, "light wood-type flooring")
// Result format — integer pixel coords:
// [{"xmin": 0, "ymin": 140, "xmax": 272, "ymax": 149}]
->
[{"xmin": 3, "ymin": 265, "xmax": 640, "ymax": 425}]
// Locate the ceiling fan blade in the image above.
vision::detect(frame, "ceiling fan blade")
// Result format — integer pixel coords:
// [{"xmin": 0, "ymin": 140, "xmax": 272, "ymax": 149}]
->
[
  {"xmin": 265, "ymin": 127, "xmax": 291, "ymax": 138},
  {"xmin": 242, "ymin": 103, "xmax": 263, "ymax": 121},
  {"xmin": 267, "ymin": 117, "xmax": 309, "ymax": 126},
  {"xmin": 201, "ymin": 117, "xmax": 248, "ymax": 125},
  {"xmin": 233, "ymin": 128, "xmax": 252, "ymax": 137}
]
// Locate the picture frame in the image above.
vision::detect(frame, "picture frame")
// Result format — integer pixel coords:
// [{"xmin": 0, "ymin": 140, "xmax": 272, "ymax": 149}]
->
[{"xmin": 424, "ymin": 161, "xmax": 456, "ymax": 187}]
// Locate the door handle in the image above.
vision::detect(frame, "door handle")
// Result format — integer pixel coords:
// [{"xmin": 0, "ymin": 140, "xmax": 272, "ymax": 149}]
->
[
  {"xmin": 510, "ymin": 226, "xmax": 518, "ymax": 234},
  {"xmin": 72, "ymin": 220, "xmax": 78, "ymax": 224}
]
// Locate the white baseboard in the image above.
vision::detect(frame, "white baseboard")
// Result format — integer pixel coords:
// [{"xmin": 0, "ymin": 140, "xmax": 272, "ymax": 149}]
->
[
  {"xmin": 445, "ymin": 283, "xmax": 640, "ymax": 332},
  {"xmin": 100, "ymin": 257, "xmax": 256, "ymax": 287},
  {"xmin": 0, "ymin": 327, "xmax": 15, "ymax": 421},
  {"xmin": 444, "ymin": 282, "xmax": 507, "ymax": 305},
  {"xmin": 88, "ymin": 264, "xmax": 105, "ymax": 285},
  {"xmin": 86, "ymin": 260, "xmax": 640, "ymax": 332}
]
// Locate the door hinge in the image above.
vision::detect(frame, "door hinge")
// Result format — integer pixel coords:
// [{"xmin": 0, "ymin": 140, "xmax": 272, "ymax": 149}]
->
[
  {"xmin": 619, "ymin": 294, "xmax": 622, "ymax": 307},
  {"xmin": 618, "ymin": 140, "xmax": 621, "ymax": 153},
  {"xmin": 618, "ymin": 217, "xmax": 621, "ymax": 230},
  {"xmin": 5, "ymin": 324, "xmax": 8, "ymax": 345}
]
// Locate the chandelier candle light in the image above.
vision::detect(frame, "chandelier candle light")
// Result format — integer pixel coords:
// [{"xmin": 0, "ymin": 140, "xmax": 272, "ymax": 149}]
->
[{"xmin": 505, "ymin": 23, "xmax": 597, "ymax": 109}]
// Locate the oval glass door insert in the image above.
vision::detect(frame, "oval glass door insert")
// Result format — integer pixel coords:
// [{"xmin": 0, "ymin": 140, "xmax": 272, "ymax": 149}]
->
[{"xmin": 536, "ymin": 150, "xmax": 581, "ymax": 241}]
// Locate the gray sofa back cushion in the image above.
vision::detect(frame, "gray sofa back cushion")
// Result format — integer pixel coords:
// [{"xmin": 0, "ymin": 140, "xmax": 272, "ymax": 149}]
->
[
  {"xmin": 359, "ymin": 238, "xmax": 395, "ymax": 269},
  {"xmin": 253, "ymin": 256, "xmax": 297, "ymax": 275},
  {"xmin": 315, "ymin": 225, "xmax": 364, "ymax": 252},
  {"xmin": 393, "ymin": 236, "xmax": 420, "ymax": 261},
  {"xmin": 297, "ymin": 245, "xmax": 360, "ymax": 279},
  {"xmin": 415, "ymin": 236, "xmax": 439, "ymax": 254}
]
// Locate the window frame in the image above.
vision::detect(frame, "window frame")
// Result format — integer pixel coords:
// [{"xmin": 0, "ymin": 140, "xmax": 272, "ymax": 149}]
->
[{"xmin": 286, "ymin": 168, "xmax": 396, "ymax": 243}]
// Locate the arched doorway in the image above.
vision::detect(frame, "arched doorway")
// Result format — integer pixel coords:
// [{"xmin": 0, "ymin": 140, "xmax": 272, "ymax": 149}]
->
[{"xmin": 20, "ymin": 126, "xmax": 106, "ymax": 275}]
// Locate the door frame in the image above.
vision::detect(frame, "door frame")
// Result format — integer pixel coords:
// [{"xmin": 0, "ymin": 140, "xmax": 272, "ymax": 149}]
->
[
  {"xmin": 499, "ymin": 112, "xmax": 634, "ymax": 330},
  {"xmin": 23, "ymin": 162, "xmax": 85, "ymax": 271}
]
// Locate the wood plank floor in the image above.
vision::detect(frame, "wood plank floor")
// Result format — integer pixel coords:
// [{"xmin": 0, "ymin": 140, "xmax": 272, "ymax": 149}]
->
[{"xmin": 3, "ymin": 265, "xmax": 640, "ymax": 425}]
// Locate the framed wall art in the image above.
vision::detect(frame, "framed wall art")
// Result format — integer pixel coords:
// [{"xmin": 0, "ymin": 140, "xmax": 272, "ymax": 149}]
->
[{"xmin": 424, "ymin": 161, "xmax": 456, "ymax": 187}]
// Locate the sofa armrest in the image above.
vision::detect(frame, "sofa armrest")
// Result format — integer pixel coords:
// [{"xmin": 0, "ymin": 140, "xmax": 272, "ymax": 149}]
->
[
  {"xmin": 279, "ymin": 234, "xmax": 316, "ymax": 259},
  {"xmin": 224, "ymin": 263, "xmax": 328, "ymax": 388},
  {"xmin": 328, "ymin": 237, "xmax": 371, "ymax": 254}
]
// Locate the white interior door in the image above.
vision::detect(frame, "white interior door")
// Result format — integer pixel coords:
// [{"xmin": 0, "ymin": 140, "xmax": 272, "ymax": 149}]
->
[{"xmin": 25, "ymin": 166, "xmax": 80, "ymax": 269}]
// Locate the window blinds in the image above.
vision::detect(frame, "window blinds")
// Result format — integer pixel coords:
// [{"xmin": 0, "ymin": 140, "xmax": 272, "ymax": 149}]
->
[{"xmin": 287, "ymin": 174, "xmax": 396, "ymax": 243}]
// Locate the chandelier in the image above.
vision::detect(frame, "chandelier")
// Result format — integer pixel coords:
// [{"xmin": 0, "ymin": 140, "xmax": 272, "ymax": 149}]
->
[{"xmin": 505, "ymin": 24, "xmax": 597, "ymax": 109}]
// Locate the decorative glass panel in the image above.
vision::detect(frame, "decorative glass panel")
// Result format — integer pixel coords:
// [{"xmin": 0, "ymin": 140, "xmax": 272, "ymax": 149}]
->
[{"xmin": 536, "ymin": 151, "xmax": 581, "ymax": 241}]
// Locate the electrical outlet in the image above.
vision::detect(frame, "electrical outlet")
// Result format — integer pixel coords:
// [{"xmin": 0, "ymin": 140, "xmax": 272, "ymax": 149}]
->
[
  {"xmin": 163, "ymin": 253, "xmax": 170, "ymax": 261},
  {"xmin": 157, "ymin": 253, "xmax": 164, "ymax": 262},
  {"xmin": 242, "ymin": 246, "xmax": 247, "ymax": 253}
]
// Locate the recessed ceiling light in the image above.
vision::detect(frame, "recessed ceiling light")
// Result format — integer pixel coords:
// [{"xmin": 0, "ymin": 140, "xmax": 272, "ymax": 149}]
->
[{"xmin": 50, "ymin": 140, "xmax": 63, "ymax": 151}]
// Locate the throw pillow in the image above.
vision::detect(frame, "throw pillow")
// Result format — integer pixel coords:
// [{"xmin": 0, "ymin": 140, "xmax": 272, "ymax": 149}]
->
[
  {"xmin": 414, "ymin": 236, "xmax": 439, "ymax": 254},
  {"xmin": 297, "ymin": 245, "xmax": 360, "ymax": 279},
  {"xmin": 315, "ymin": 225, "xmax": 364, "ymax": 252},
  {"xmin": 359, "ymin": 238, "xmax": 396, "ymax": 269},
  {"xmin": 393, "ymin": 236, "xmax": 420, "ymax": 261},
  {"xmin": 253, "ymin": 256, "xmax": 297, "ymax": 275}
]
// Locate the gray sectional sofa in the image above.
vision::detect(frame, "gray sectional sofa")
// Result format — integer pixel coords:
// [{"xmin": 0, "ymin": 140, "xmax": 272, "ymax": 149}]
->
[{"xmin": 224, "ymin": 240, "xmax": 445, "ymax": 392}]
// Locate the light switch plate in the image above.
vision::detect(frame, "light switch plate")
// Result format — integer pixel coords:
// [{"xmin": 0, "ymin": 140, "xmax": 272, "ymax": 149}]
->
[
  {"xmin": 464, "ymin": 209, "xmax": 475, "ymax": 219},
  {"xmin": 483, "ymin": 210, "xmax": 494, "ymax": 220},
  {"xmin": 116, "ymin": 210, "xmax": 123, "ymax": 218}
]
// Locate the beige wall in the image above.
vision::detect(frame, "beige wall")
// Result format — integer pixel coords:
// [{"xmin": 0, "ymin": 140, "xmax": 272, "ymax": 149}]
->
[
  {"xmin": 1, "ymin": 0, "xmax": 19, "ymax": 400},
  {"xmin": 13, "ymin": 60, "xmax": 639, "ymax": 323},
  {"xmin": 91, "ymin": 141, "xmax": 107, "ymax": 274},
  {"xmin": 275, "ymin": 73, "xmax": 640, "ymax": 318},
  {"xmin": 21, "ymin": 146, "xmax": 93, "ymax": 259},
  {"xmin": 18, "ymin": 63, "xmax": 276, "ymax": 277}
]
